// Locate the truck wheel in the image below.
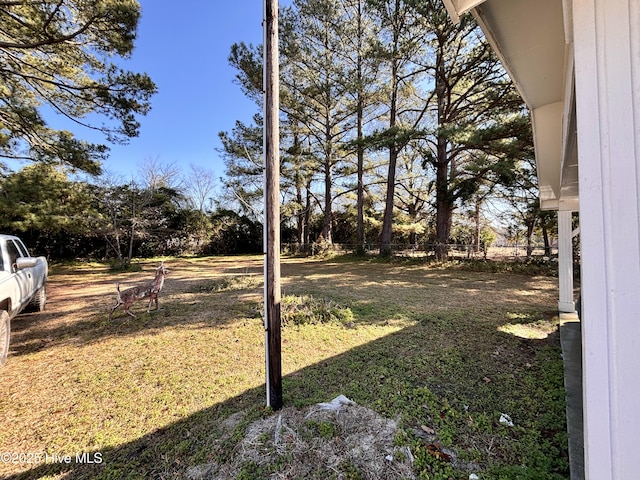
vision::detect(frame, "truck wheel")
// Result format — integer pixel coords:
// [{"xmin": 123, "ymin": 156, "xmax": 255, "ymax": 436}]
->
[
  {"xmin": 29, "ymin": 285, "xmax": 46, "ymax": 312},
  {"xmin": 0, "ymin": 311, "xmax": 9, "ymax": 366}
]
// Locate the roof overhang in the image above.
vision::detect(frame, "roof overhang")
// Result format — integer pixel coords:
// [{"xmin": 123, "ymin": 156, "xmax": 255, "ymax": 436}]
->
[{"xmin": 442, "ymin": 0, "xmax": 579, "ymax": 211}]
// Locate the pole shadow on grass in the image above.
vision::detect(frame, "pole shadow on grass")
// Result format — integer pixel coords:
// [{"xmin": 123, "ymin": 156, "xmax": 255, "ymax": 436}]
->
[{"xmin": 4, "ymin": 314, "xmax": 569, "ymax": 480}]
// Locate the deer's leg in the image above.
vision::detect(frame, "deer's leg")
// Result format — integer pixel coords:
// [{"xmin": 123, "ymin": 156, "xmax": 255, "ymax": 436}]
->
[
  {"xmin": 109, "ymin": 295, "xmax": 124, "ymax": 320},
  {"xmin": 124, "ymin": 300, "xmax": 137, "ymax": 318},
  {"xmin": 109, "ymin": 301, "xmax": 122, "ymax": 320},
  {"xmin": 147, "ymin": 294, "xmax": 159, "ymax": 312}
]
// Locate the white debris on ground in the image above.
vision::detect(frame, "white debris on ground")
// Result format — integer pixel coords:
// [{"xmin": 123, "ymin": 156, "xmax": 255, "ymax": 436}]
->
[
  {"xmin": 185, "ymin": 396, "xmax": 416, "ymax": 480},
  {"xmin": 313, "ymin": 394, "xmax": 355, "ymax": 411},
  {"xmin": 499, "ymin": 413, "xmax": 514, "ymax": 427}
]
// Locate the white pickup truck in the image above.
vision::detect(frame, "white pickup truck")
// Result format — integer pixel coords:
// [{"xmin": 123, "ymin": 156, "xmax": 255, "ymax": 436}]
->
[{"xmin": 0, "ymin": 234, "xmax": 48, "ymax": 366}]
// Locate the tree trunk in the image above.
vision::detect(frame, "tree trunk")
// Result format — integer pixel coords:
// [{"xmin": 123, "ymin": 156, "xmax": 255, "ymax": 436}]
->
[
  {"xmin": 542, "ymin": 224, "xmax": 551, "ymax": 257},
  {"xmin": 321, "ymin": 155, "xmax": 333, "ymax": 243},
  {"xmin": 408, "ymin": 202, "xmax": 418, "ymax": 246},
  {"xmin": 379, "ymin": 146, "xmax": 398, "ymax": 257},
  {"xmin": 356, "ymin": 152, "xmax": 365, "ymax": 254},
  {"xmin": 296, "ymin": 179, "xmax": 304, "ymax": 246},
  {"xmin": 321, "ymin": 100, "xmax": 333, "ymax": 243},
  {"xmin": 304, "ymin": 178, "xmax": 312, "ymax": 247},
  {"xmin": 356, "ymin": 100, "xmax": 365, "ymax": 255},
  {"xmin": 379, "ymin": 53, "xmax": 400, "ymax": 257},
  {"xmin": 127, "ymin": 222, "xmax": 135, "ymax": 267},
  {"xmin": 434, "ymin": 136, "xmax": 452, "ymax": 261},
  {"xmin": 433, "ymin": 48, "xmax": 451, "ymax": 262},
  {"xmin": 355, "ymin": 0, "xmax": 366, "ymax": 256},
  {"xmin": 292, "ymin": 133, "xmax": 305, "ymax": 248},
  {"xmin": 434, "ymin": 200, "xmax": 452, "ymax": 260},
  {"xmin": 525, "ymin": 220, "xmax": 535, "ymax": 258},
  {"xmin": 474, "ymin": 201, "xmax": 481, "ymax": 254}
]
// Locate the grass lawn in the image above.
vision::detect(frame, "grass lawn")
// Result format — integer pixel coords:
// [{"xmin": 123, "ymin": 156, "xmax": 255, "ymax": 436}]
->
[{"xmin": 0, "ymin": 255, "xmax": 569, "ymax": 479}]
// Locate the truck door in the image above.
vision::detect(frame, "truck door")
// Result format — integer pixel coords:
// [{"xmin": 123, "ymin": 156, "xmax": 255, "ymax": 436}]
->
[
  {"xmin": 6, "ymin": 240, "xmax": 32, "ymax": 311},
  {"xmin": 13, "ymin": 239, "xmax": 38, "ymax": 295}
]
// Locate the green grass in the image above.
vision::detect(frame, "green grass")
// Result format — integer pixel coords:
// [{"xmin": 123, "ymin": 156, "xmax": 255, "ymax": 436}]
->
[{"xmin": 0, "ymin": 255, "xmax": 568, "ymax": 479}]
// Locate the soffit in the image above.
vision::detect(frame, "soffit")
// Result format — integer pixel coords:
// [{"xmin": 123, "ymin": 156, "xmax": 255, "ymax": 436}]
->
[{"xmin": 442, "ymin": 0, "xmax": 579, "ymax": 211}]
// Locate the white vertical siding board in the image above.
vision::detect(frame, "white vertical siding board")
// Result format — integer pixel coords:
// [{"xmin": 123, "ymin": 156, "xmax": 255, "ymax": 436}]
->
[
  {"xmin": 558, "ymin": 210, "xmax": 575, "ymax": 312},
  {"xmin": 609, "ymin": 0, "xmax": 640, "ymax": 478},
  {"xmin": 572, "ymin": 0, "xmax": 612, "ymax": 474},
  {"xmin": 573, "ymin": 0, "xmax": 640, "ymax": 477},
  {"xmin": 631, "ymin": 0, "xmax": 640, "ymax": 276}
]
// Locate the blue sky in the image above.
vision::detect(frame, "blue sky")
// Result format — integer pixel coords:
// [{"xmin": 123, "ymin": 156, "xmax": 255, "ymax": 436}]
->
[{"xmin": 72, "ymin": 1, "xmax": 276, "ymax": 181}]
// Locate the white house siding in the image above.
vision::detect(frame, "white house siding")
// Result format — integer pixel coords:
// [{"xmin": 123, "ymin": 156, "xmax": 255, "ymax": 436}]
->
[
  {"xmin": 572, "ymin": 0, "xmax": 640, "ymax": 477},
  {"xmin": 557, "ymin": 210, "xmax": 575, "ymax": 313}
]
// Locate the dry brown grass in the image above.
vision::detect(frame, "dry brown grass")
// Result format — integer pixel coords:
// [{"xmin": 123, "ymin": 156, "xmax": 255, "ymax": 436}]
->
[{"xmin": 0, "ymin": 255, "xmax": 566, "ymax": 479}]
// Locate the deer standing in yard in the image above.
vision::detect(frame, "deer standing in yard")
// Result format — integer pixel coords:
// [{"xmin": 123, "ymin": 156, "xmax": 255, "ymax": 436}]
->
[{"xmin": 109, "ymin": 263, "xmax": 169, "ymax": 320}]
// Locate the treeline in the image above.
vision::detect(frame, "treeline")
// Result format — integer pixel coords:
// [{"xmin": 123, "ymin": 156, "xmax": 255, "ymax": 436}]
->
[
  {"xmin": 0, "ymin": 157, "xmax": 555, "ymax": 262},
  {"xmin": 219, "ymin": 0, "xmax": 544, "ymax": 260},
  {"xmin": 0, "ymin": 158, "xmax": 554, "ymax": 262},
  {"xmin": 0, "ymin": 0, "xmax": 557, "ymax": 262},
  {"xmin": 0, "ymin": 163, "xmax": 270, "ymax": 262}
]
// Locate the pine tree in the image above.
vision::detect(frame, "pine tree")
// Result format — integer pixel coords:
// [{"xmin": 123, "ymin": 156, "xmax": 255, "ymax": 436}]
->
[
  {"xmin": 415, "ymin": 0, "xmax": 530, "ymax": 260},
  {"xmin": 0, "ymin": 0, "xmax": 156, "ymax": 174},
  {"xmin": 366, "ymin": 0, "xmax": 433, "ymax": 256}
]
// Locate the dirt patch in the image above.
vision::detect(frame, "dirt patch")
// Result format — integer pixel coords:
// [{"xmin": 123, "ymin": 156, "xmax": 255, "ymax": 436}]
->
[{"xmin": 186, "ymin": 396, "xmax": 416, "ymax": 480}]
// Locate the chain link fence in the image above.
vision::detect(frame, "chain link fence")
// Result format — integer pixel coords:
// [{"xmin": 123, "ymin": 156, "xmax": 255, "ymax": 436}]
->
[{"xmin": 282, "ymin": 242, "xmax": 558, "ymax": 260}]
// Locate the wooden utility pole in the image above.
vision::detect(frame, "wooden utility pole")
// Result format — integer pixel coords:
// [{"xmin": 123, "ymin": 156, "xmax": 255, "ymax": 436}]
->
[{"xmin": 263, "ymin": 0, "xmax": 282, "ymax": 410}]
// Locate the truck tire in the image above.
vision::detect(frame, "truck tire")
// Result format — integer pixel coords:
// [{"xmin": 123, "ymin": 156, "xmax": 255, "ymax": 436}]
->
[
  {"xmin": 0, "ymin": 311, "xmax": 9, "ymax": 366},
  {"xmin": 28, "ymin": 285, "xmax": 46, "ymax": 312}
]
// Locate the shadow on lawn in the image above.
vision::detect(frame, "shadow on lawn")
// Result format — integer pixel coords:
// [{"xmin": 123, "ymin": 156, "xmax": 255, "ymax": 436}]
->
[
  {"xmin": 9, "ymin": 265, "xmax": 266, "ymax": 358},
  {"xmin": 9, "ymin": 264, "xmax": 555, "ymax": 360},
  {"xmin": 5, "ymin": 313, "xmax": 568, "ymax": 480},
  {"xmin": 9, "ymin": 299, "xmax": 255, "ymax": 357},
  {"xmin": 13, "ymin": 254, "xmax": 555, "ymax": 331}
]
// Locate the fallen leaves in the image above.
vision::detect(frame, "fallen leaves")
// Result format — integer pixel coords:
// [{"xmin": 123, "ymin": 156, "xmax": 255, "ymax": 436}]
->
[{"xmin": 425, "ymin": 443, "xmax": 452, "ymax": 462}]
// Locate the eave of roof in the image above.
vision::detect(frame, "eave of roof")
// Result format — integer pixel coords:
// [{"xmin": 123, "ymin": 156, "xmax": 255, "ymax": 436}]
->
[{"xmin": 442, "ymin": 0, "xmax": 579, "ymax": 211}]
